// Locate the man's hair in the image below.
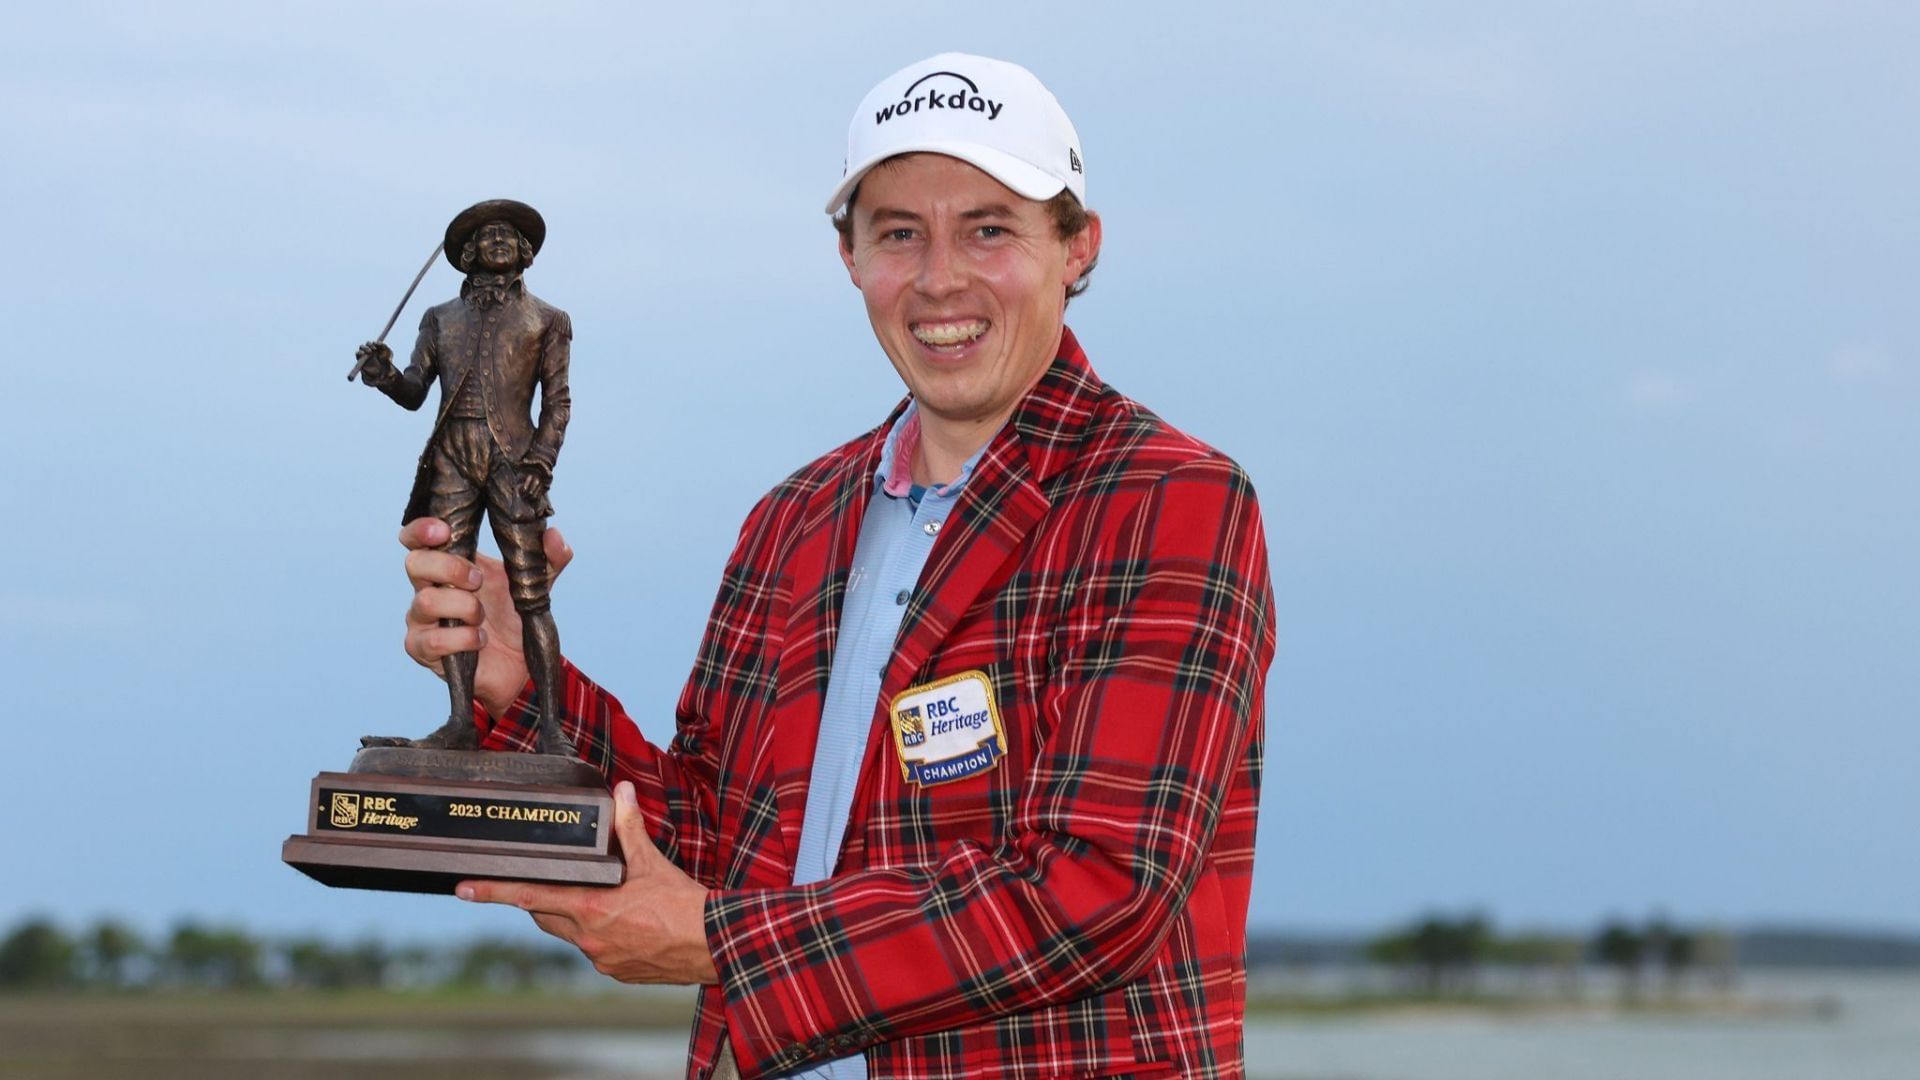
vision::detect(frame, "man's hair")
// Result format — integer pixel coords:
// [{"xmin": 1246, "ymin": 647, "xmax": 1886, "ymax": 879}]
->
[
  {"xmin": 833, "ymin": 184, "xmax": 1098, "ymax": 302},
  {"xmin": 458, "ymin": 225, "xmax": 536, "ymax": 273}
]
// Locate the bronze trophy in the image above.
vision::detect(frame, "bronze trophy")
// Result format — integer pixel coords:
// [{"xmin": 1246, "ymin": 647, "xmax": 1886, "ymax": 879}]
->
[{"xmin": 282, "ymin": 200, "xmax": 622, "ymax": 895}]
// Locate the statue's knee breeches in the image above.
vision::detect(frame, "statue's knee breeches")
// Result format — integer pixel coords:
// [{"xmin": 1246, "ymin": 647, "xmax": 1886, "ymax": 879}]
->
[{"xmin": 490, "ymin": 515, "xmax": 552, "ymax": 613}]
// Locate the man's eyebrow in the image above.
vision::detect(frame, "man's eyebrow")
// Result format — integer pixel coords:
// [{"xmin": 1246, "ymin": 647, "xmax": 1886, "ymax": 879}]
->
[
  {"xmin": 960, "ymin": 204, "xmax": 1018, "ymax": 220},
  {"xmin": 865, "ymin": 207, "xmax": 924, "ymax": 225}
]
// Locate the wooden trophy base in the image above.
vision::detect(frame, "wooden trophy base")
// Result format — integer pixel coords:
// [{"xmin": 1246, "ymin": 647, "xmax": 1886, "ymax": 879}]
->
[{"xmin": 282, "ymin": 748, "xmax": 623, "ymax": 895}]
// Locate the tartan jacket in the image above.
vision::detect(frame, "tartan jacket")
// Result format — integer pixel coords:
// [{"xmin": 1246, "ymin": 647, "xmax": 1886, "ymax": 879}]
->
[{"xmin": 483, "ymin": 328, "xmax": 1275, "ymax": 1078}]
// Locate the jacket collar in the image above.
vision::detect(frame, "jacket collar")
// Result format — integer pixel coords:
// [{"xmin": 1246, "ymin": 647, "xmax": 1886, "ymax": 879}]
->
[{"xmin": 852, "ymin": 324, "xmax": 1103, "ymax": 494}]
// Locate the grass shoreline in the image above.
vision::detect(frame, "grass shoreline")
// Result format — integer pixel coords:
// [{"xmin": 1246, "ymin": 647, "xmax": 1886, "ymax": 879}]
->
[
  {"xmin": 0, "ymin": 988, "xmax": 1843, "ymax": 1080},
  {"xmin": 2, "ymin": 984, "xmax": 1830, "ymax": 1025}
]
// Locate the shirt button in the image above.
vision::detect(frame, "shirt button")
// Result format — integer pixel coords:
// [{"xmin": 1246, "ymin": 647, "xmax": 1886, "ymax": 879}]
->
[
  {"xmin": 894, "ymin": 589, "xmax": 910, "ymax": 605},
  {"xmin": 922, "ymin": 521, "xmax": 941, "ymax": 536}
]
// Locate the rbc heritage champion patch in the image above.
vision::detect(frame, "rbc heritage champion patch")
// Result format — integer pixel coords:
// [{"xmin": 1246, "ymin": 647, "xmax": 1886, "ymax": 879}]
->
[{"xmin": 889, "ymin": 670, "xmax": 1006, "ymax": 786}]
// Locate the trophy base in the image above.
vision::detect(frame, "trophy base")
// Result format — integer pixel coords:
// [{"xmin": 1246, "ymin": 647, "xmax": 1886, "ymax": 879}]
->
[
  {"xmin": 282, "ymin": 752, "xmax": 622, "ymax": 896},
  {"xmin": 282, "ymin": 834, "xmax": 623, "ymax": 894}
]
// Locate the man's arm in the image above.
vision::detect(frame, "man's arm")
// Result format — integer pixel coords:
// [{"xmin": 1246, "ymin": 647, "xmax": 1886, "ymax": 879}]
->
[
  {"xmin": 478, "ymin": 490, "xmax": 784, "ymax": 886},
  {"xmin": 397, "ymin": 506, "xmax": 727, "ymax": 884},
  {"xmin": 704, "ymin": 457, "xmax": 1275, "ymax": 1076},
  {"xmin": 481, "ymin": 658, "xmax": 726, "ymax": 886}
]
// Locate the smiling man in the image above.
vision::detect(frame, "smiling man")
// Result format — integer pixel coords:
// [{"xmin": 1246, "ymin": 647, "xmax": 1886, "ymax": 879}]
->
[{"xmin": 399, "ymin": 54, "xmax": 1276, "ymax": 1078}]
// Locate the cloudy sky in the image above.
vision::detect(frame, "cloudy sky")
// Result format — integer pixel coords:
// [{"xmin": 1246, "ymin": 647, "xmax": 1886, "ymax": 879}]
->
[{"xmin": 2, "ymin": 1, "xmax": 1914, "ymax": 943}]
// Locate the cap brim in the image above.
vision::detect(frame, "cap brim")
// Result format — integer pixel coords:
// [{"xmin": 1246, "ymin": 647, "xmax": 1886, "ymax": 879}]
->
[{"xmin": 824, "ymin": 140, "xmax": 1067, "ymax": 215}]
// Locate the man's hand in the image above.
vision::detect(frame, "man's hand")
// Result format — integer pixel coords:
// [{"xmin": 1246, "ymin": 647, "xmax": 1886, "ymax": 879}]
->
[
  {"xmin": 400, "ymin": 516, "xmax": 571, "ymax": 718},
  {"xmin": 456, "ymin": 781, "xmax": 719, "ymax": 985},
  {"xmin": 355, "ymin": 341, "xmax": 395, "ymax": 382}
]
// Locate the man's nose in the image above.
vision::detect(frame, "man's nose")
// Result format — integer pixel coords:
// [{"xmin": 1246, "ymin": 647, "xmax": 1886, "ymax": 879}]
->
[{"xmin": 914, "ymin": 234, "xmax": 967, "ymax": 298}]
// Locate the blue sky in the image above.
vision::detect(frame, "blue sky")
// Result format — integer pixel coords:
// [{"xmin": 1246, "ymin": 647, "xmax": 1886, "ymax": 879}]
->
[{"xmin": 2, "ymin": 1, "xmax": 1914, "ymax": 943}]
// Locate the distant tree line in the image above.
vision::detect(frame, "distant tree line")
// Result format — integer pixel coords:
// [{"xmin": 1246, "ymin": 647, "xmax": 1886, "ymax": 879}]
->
[
  {"xmin": 0, "ymin": 915, "xmax": 585, "ymax": 993},
  {"xmin": 1365, "ymin": 912, "xmax": 1737, "ymax": 1001}
]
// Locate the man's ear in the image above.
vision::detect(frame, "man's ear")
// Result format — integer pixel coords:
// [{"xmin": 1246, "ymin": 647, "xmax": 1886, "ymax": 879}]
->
[{"xmin": 1065, "ymin": 210, "xmax": 1102, "ymax": 286}]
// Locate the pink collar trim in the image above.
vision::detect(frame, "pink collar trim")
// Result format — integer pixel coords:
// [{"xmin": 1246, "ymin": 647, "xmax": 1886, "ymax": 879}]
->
[{"xmin": 881, "ymin": 410, "xmax": 921, "ymax": 498}]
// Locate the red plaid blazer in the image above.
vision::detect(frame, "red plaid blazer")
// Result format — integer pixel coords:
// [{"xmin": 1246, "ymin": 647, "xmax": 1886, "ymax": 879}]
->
[{"xmin": 485, "ymin": 328, "xmax": 1275, "ymax": 1078}]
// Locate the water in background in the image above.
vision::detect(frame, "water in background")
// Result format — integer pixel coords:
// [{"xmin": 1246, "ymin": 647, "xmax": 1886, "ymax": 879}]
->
[
  {"xmin": 243, "ymin": 970, "xmax": 1920, "ymax": 1079},
  {"xmin": 1244, "ymin": 970, "xmax": 1918, "ymax": 1080}
]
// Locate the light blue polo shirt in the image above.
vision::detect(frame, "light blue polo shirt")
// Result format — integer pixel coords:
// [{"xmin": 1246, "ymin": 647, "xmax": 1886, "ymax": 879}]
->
[{"xmin": 784, "ymin": 402, "xmax": 988, "ymax": 1080}]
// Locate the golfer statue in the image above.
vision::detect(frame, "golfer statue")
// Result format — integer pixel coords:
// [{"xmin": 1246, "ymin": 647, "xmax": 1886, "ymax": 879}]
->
[{"xmin": 352, "ymin": 199, "xmax": 574, "ymax": 758}]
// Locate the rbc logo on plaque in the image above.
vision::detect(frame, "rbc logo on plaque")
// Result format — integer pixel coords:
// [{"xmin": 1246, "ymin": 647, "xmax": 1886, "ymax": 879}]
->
[
  {"xmin": 896, "ymin": 704, "xmax": 927, "ymax": 747},
  {"xmin": 329, "ymin": 793, "xmax": 362, "ymax": 829}
]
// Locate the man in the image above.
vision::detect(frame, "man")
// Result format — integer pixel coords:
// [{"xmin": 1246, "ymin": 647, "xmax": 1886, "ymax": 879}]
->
[
  {"xmin": 355, "ymin": 199, "xmax": 574, "ymax": 757},
  {"xmin": 398, "ymin": 55, "xmax": 1274, "ymax": 1078}
]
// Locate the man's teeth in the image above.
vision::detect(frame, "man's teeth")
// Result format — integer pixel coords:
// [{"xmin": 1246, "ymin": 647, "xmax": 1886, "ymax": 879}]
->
[{"xmin": 912, "ymin": 321, "xmax": 988, "ymax": 346}]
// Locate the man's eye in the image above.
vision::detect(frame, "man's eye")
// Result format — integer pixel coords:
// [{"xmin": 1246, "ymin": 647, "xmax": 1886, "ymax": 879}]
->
[
  {"xmin": 886, "ymin": 228, "xmax": 916, "ymax": 242},
  {"xmin": 978, "ymin": 225, "xmax": 1006, "ymax": 239}
]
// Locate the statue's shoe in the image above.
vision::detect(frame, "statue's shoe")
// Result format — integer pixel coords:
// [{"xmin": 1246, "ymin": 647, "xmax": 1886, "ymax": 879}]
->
[
  {"xmin": 358, "ymin": 716, "xmax": 478, "ymax": 752},
  {"xmin": 536, "ymin": 718, "xmax": 579, "ymax": 760}
]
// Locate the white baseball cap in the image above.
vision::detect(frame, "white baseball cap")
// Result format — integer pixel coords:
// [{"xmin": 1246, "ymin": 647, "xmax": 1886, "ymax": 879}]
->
[{"xmin": 825, "ymin": 52, "xmax": 1086, "ymax": 216}]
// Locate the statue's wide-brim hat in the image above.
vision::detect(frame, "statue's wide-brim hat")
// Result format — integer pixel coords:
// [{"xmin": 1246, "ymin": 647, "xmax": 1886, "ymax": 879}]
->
[{"xmin": 444, "ymin": 199, "xmax": 545, "ymax": 272}]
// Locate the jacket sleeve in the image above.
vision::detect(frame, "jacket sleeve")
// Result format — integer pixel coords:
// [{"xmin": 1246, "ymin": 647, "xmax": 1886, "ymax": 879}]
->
[
  {"xmin": 367, "ymin": 309, "xmax": 438, "ymax": 411},
  {"xmin": 524, "ymin": 309, "xmax": 571, "ymax": 473},
  {"xmin": 703, "ymin": 457, "xmax": 1276, "ymax": 1078},
  {"xmin": 479, "ymin": 492, "xmax": 780, "ymax": 886}
]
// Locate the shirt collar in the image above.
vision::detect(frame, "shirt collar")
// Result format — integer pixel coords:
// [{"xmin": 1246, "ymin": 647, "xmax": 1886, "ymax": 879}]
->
[
  {"xmin": 874, "ymin": 402, "xmax": 990, "ymax": 500},
  {"xmin": 860, "ymin": 324, "xmax": 1103, "ymax": 500},
  {"xmin": 460, "ymin": 273, "xmax": 525, "ymax": 307}
]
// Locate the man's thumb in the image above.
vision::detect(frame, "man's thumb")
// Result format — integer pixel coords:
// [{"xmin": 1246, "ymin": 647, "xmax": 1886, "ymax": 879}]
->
[
  {"xmin": 544, "ymin": 528, "xmax": 574, "ymax": 581},
  {"xmin": 611, "ymin": 781, "xmax": 657, "ymax": 874}
]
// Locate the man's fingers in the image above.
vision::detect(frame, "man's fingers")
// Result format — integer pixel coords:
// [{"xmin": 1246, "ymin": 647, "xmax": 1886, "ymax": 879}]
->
[
  {"xmin": 399, "ymin": 517, "xmax": 450, "ymax": 550},
  {"xmin": 544, "ymin": 528, "xmax": 573, "ymax": 582},
  {"xmin": 406, "ymin": 548, "xmax": 485, "ymax": 592},
  {"xmin": 456, "ymin": 878, "xmax": 574, "ymax": 913},
  {"xmin": 407, "ymin": 584, "xmax": 485, "ymax": 627},
  {"xmin": 408, "ymin": 623, "xmax": 486, "ymax": 665}
]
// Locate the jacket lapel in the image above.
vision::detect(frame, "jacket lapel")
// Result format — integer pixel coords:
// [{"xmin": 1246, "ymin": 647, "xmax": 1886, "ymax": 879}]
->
[
  {"xmin": 762, "ymin": 418, "xmax": 894, "ymax": 864},
  {"xmin": 761, "ymin": 328, "xmax": 1105, "ymax": 865},
  {"xmin": 871, "ymin": 329, "xmax": 1104, "ymax": 769},
  {"xmin": 879, "ymin": 436, "xmax": 1049, "ymax": 695}
]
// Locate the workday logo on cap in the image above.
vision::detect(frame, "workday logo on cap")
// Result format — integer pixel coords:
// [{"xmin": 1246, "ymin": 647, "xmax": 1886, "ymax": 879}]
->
[
  {"xmin": 873, "ymin": 69, "xmax": 1005, "ymax": 125},
  {"xmin": 825, "ymin": 52, "xmax": 1086, "ymax": 215}
]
